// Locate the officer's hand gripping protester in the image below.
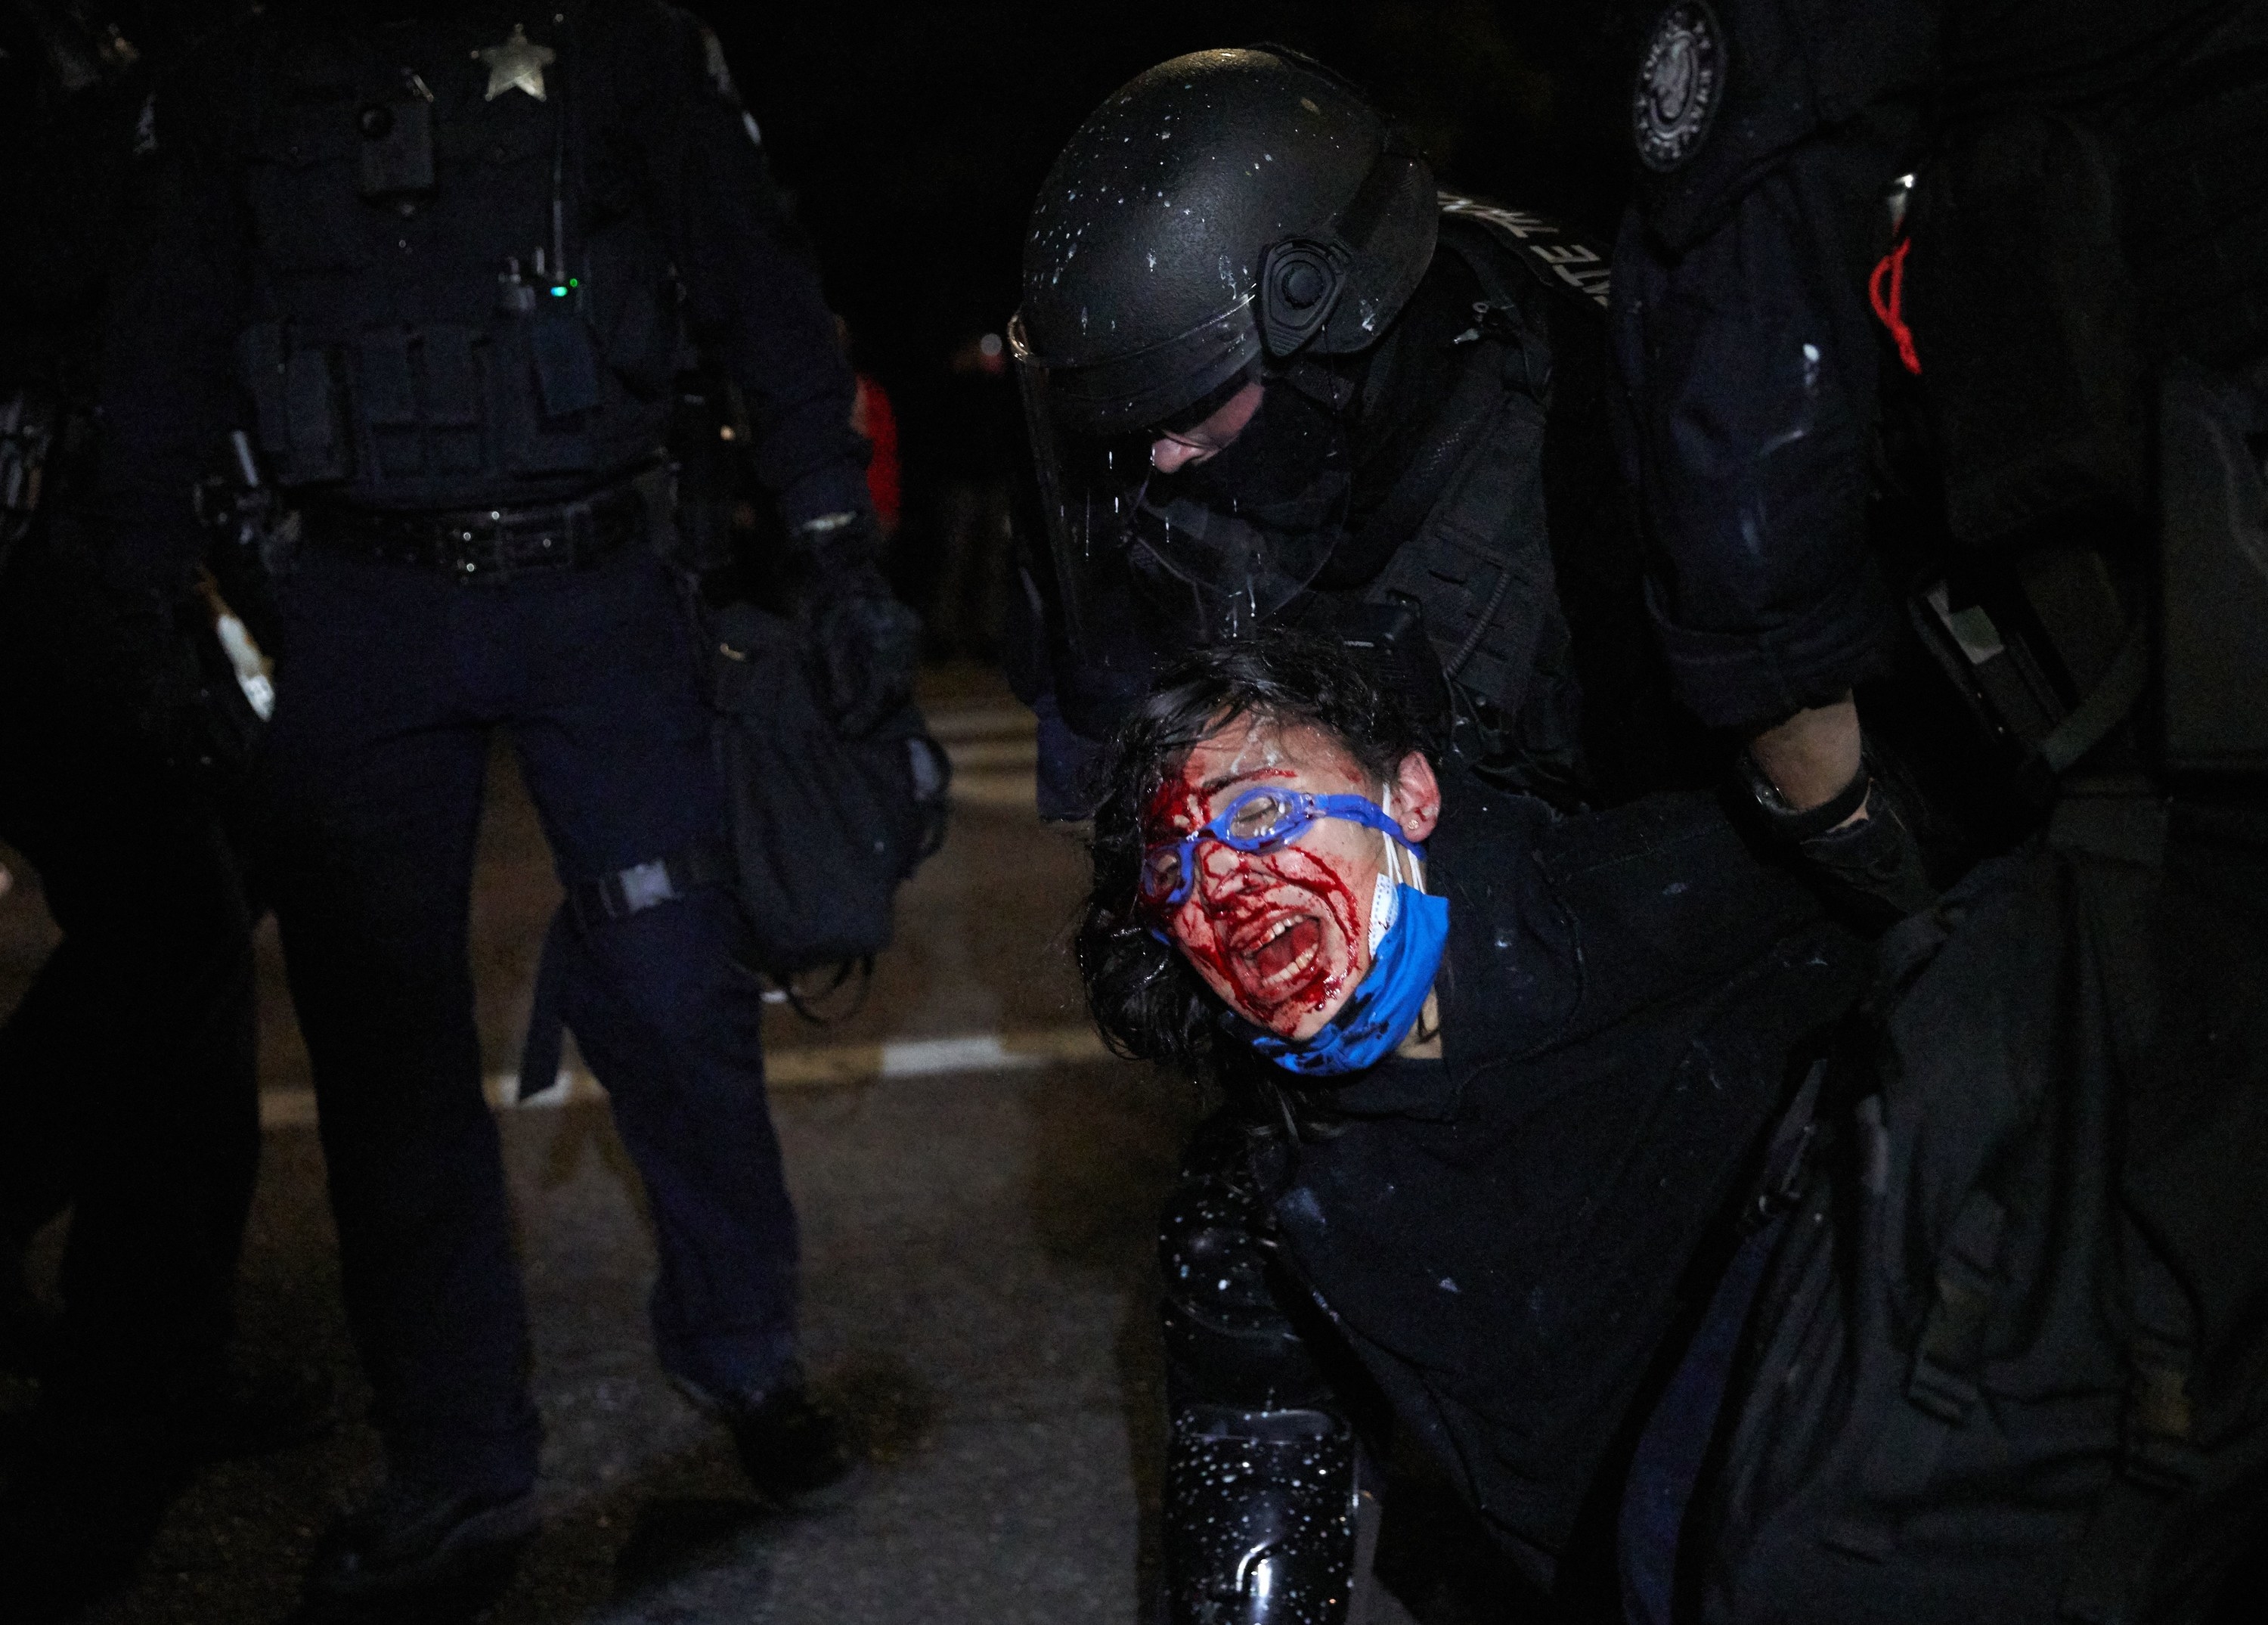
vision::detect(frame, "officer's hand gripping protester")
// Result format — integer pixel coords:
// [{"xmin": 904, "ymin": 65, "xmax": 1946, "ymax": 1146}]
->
[
  {"xmin": 1607, "ymin": 0, "xmax": 2268, "ymax": 1620},
  {"xmin": 72, "ymin": 0, "xmax": 922, "ymax": 1611}
]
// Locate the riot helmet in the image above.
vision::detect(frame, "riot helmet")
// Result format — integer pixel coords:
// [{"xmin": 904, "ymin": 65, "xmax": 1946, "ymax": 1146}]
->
[{"xmin": 1011, "ymin": 47, "xmax": 1438, "ymax": 666}]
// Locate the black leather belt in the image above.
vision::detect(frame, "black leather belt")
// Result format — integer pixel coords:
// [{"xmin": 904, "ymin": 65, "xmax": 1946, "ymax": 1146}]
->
[{"xmin": 308, "ymin": 484, "xmax": 646, "ymax": 584}]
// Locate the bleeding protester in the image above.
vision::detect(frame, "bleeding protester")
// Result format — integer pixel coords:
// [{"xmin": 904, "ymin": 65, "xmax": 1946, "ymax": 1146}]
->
[{"xmin": 1077, "ymin": 628, "xmax": 1865, "ymax": 1620}]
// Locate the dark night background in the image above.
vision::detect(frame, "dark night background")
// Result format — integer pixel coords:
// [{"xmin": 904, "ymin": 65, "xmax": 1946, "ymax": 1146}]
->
[{"xmin": 717, "ymin": 4, "xmax": 1639, "ymax": 364}]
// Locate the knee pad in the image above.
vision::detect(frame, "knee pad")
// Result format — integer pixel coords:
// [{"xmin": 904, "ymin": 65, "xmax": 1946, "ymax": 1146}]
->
[{"xmin": 1165, "ymin": 1400, "xmax": 1361, "ymax": 1625}]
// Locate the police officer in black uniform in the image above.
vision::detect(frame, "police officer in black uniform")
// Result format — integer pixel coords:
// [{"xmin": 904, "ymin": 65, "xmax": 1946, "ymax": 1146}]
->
[
  {"xmin": 1012, "ymin": 47, "xmax": 1733, "ymax": 1620},
  {"xmin": 1611, "ymin": 0, "xmax": 2268, "ymax": 912},
  {"xmin": 1610, "ymin": 3, "xmax": 2268, "ymax": 1620},
  {"xmin": 1012, "ymin": 46, "xmax": 1705, "ymax": 823},
  {"xmin": 85, "ymin": 0, "xmax": 915, "ymax": 1605}
]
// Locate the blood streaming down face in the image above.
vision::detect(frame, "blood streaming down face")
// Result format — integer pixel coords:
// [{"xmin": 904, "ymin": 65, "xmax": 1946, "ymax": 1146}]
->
[{"xmin": 1145, "ymin": 715, "xmax": 1427, "ymax": 1042}]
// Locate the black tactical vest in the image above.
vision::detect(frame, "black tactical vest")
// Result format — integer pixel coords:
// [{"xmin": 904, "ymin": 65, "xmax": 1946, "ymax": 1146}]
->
[
  {"xmin": 233, "ymin": 7, "xmax": 681, "ymax": 508},
  {"xmin": 1313, "ymin": 200, "xmax": 1705, "ymax": 805}
]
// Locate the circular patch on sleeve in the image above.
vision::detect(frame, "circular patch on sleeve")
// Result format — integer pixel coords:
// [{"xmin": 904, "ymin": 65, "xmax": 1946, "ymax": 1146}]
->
[{"xmin": 1631, "ymin": 1, "xmax": 1727, "ymax": 173}]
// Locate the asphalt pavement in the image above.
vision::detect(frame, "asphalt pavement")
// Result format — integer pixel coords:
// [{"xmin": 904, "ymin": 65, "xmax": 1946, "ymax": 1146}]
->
[{"xmin": 0, "ymin": 668, "xmax": 1496, "ymax": 1624}]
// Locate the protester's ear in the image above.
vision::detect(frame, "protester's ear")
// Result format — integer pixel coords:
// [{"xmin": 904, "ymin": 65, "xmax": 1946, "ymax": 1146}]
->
[{"xmin": 1393, "ymin": 751, "xmax": 1440, "ymax": 842}]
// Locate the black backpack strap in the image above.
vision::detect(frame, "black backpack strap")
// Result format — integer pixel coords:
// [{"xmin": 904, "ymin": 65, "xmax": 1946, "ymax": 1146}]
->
[
  {"xmin": 1360, "ymin": 389, "xmax": 1556, "ymax": 712},
  {"xmin": 1821, "ymin": 1185, "xmax": 2011, "ymax": 1561},
  {"xmin": 2052, "ymin": 789, "xmax": 2197, "ymax": 1625},
  {"xmin": 1360, "ymin": 215, "xmax": 1563, "ymax": 721},
  {"xmin": 2061, "ymin": 1245, "xmax": 2204, "ymax": 1624}
]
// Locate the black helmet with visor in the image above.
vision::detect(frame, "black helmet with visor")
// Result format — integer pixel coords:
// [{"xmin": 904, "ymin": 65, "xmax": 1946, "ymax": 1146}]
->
[{"xmin": 1011, "ymin": 47, "xmax": 1438, "ymax": 668}]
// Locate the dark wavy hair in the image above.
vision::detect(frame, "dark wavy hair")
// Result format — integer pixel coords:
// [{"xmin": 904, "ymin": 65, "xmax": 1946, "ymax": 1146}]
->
[{"xmin": 1075, "ymin": 628, "xmax": 1427, "ymax": 1088}]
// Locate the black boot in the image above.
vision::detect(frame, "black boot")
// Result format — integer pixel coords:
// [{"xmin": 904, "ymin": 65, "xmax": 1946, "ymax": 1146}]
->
[
  {"xmin": 713, "ymin": 1366, "xmax": 861, "ymax": 1506},
  {"xmin": 304, "ymin": 1478, "xmax": 538, "ymax": 1616}
]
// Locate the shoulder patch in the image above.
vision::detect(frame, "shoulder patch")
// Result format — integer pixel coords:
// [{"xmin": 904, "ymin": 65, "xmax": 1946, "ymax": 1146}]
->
[{"xmin": 1631, "ymin": 1, "xmax": 1726, "ymax": 174}]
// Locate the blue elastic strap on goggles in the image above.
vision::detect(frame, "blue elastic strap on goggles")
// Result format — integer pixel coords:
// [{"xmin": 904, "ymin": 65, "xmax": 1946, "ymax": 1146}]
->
[{"xmin": 1142, "ymin": 786, "xmax": 1425, "ymax": 913}]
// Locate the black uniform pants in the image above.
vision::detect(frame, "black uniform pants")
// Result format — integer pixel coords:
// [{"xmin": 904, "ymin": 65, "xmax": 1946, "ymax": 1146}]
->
[
  {"xmin": 260, "ymin": 544, "xmax": 797, "ymax": 1496},
  {"xmin": 0, "ymin": 621, "xmax": 259, "ymax": 1409}
]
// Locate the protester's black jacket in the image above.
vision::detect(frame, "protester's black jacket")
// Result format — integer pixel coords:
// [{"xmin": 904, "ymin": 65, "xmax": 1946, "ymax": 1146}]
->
[{"xmin": 1259, "ymin": 779, "xmax": 1866, "ymax": 1585}]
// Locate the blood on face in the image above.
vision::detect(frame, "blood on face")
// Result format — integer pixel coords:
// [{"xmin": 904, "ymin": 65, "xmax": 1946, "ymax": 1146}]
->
[{"xmin": 1142, "ymin": 731, "xmax": 1383, "ymax": 1040}]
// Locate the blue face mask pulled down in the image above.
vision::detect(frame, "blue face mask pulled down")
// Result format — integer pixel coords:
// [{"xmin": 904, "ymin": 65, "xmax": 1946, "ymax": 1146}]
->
[{"xmin": 1241, "ymin": 882, "xmax": 1450, "ymax": 1077}]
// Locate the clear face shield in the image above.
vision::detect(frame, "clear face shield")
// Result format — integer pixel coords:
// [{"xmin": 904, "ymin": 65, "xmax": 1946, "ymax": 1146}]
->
[{"xmin": 1013, "ymin": 315, "xmax": 1352, "ymax": 671}]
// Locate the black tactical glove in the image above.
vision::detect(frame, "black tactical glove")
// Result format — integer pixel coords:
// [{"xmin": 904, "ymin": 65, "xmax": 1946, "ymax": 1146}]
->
[
  {"xmin": 1736, "ymin": 745, "xmax": 1938, "ymax": 935},
  {"xmin": 789, "ymin": 513, "xmax": 922, "ymax": 737}
]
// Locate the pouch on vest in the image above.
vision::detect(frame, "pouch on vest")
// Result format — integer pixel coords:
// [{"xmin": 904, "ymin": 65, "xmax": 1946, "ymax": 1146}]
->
[
  {"xmin": 495, "ymin": 316, "xmax": 596, "ymax": 476},
  {"xmin": 246, "ymin": 104, "xmax": 370, "ymax": 275},
  {"xmin": 353, "ymin": 328, "xmax": 421, "ymax": 478},
  {"xmin": 355, "ymin": 98, "xmax": 434, "ymax": 200},
  {"xmin": 237, "ymin": 321, "xmax": 352, "ymax": 485},
  {"xmin": 532, "ymin": 313, "xmax": 601, "ymax": 419},
  {"xmin": 420, "ymin": 324, "xmax": 487, "ymax": 476}
]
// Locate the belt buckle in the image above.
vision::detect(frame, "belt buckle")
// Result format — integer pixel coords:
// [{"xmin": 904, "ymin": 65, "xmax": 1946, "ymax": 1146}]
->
[{"xmin": 451, "ymin": 510, "xmax": 511, "ymax": 586}]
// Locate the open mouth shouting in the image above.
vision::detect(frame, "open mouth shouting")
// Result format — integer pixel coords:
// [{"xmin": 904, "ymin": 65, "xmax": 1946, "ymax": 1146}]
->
[
  {"xmin": 1238, "ymin": 912, "xmax": 1327, "ymax": 997},
  {"xmin": 1170, "ymin": 840, "xmax": 1370, "ymax": 1039}
]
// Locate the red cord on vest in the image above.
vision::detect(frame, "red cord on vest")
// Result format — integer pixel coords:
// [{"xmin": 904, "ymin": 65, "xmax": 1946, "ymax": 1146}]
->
[{"xmin": 1869, "ymin": 237, "xmax": 1922, "ymax": 376}]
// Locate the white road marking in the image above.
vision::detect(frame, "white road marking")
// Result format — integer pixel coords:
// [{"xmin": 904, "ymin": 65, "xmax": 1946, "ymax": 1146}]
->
[
  {"xmin": 924, "ymin": 704, "xmax": 1038, "ymax": 742},
  {"xmin": 948, "ymin": 771, "xmax": 1040, "ymax": 811},
  {"xmin": 942, "ymin": 737, "xmax": 1040, "ymax": 771},
  {"xmin": 926, "ymin": 703, "xmax": 1038, "ymax": 811},
  {"xmin": 256, "ymin": 1023, "xmax": 1116, "ymax": 1130}
]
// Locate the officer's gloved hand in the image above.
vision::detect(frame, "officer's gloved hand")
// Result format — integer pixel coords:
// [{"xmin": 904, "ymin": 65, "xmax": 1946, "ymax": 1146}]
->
[
  {"xmin": 1737, "ymin": 745, "xmax": 1938, "ymax": 935},
  {"xmin": 789, "ymin": 512, "xmax": 922, "ymax": 737}
]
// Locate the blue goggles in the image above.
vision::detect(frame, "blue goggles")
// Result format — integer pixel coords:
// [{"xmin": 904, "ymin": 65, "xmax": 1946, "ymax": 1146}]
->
[{"xmin": 1139, "ymin": 786, "xmax": 1424, "ymax": 913}]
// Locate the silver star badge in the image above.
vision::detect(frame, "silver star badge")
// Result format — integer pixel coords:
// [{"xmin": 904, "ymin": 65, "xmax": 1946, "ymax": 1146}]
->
[{"xmin": 473, "ymin": 23, "xmax": 554, "ymax": 102}]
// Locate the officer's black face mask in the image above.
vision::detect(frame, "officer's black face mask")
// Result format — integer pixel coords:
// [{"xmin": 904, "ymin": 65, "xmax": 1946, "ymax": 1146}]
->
[
  {"xmin": 1018, "ymin": 348, "xmax": 1357, "ymax": 666},
  {"xmin": 1116, "ymin": 380, "xmax": 1352, "ymax": 639},
  {"xmin": 1148, "ymin": 382, "xmax": 1350, "ymax": 535}
]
